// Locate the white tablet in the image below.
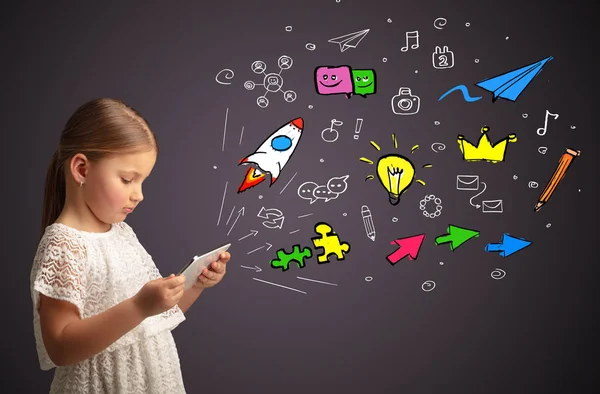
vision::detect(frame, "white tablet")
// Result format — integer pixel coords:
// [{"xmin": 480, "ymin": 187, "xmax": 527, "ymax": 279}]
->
[{"xmin": 177, "ymin": 243, "xmax": 231, "ymax": 290}]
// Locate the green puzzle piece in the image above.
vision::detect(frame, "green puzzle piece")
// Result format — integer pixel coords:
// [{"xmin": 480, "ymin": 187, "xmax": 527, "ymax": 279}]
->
[{"xmin": 270, "ymin": 244, "xmax": 313, "ymax": 271}]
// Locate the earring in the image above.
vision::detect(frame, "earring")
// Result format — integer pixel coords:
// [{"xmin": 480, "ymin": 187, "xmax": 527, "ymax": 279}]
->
[{"xmin": 80, "ymin": 180, "xmax": 83, "ymax": 187}]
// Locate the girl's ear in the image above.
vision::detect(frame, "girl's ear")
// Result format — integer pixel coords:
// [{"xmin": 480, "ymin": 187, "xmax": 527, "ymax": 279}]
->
[{"xmin": 69, "ymin": 153, "xmax": 88, "ymax": 183}]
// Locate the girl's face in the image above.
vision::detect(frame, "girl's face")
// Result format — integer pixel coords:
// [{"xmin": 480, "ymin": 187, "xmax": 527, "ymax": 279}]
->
[{"xmin": 83, "ymin": 150, "xmax": 157, "ymax": 223}]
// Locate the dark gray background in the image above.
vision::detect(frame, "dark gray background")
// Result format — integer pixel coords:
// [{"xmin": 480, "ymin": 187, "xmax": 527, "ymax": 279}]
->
[{"xmin": 3, "ymin": 0, "xmax": 599, "ymax": 392}]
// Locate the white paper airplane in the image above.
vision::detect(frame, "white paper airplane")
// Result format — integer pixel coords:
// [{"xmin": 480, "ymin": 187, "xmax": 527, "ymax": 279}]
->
[{"xmin": 328, "ymin": 29, "xmax": 370, "ymax": 52}]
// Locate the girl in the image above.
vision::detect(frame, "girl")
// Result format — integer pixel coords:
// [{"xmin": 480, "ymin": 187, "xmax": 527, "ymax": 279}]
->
[{"xmin": 30, "ymin": 98, "xmax": 231, "ymax": 393}]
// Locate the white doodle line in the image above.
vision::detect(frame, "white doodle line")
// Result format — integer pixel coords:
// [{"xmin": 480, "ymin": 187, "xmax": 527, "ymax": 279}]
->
[
  {"xmin": 215, "ymin": 69, "xmax": 235, "ymax": 85},
  {"xmin": 469, "ymin": 181, "xmax": 486, "ymax": 209},
  {"xmin": 225, "ymin": 205, "xmax": 235, "ymax": 225},
  {"xmin": 279, "ymin": 171, "xmax": 298, "ymax": 194},
  {"xmin": 216, "ymin": 181, "xmax": 228, "ymax": 226},
  {"xmin": 253, "ymin": 278, "xmax": 307, "ymax": 294},
  {"xmin": 240, "ymin": 265, "xmax": 261, "ymax": 272},
  {"xmin": 247, "ymin": 243, "xmax": 272, "ymax": 254},
  {"xmin": 296, "ymin": 276, "xmax": 338, "ymax": 286},
  {"xmin": 239, "ymin": 126, "xmax": 244, "ymax": 145},
  {"xmin": 289, "ymin": 229, "xmax": 300, "ymax": 234},
  {"xmin": 221, "ymin": 107, "xmax": 229, "ymax": 152},
  {"xmin": 238, "ymin": 230, "xmax": 258, "ymax": 241},
  {"xmin": 297, "ymin": 213, "xmax": 314, "ymax": 219},
  {"xmin": 433, "ymin": 18, "xmax": 447, "ymax": 29},
  {"xmin": 226, "ymin": 207, "xmax": 245, "ymax": 236}
]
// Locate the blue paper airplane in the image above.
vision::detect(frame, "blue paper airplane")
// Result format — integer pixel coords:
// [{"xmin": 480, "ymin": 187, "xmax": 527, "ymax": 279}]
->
[
  {"xmin": 475, "ymin": 56, "xmax": 553, "ymax": 102},
  {"xmin": 485, "ymin": 234, "xmax": 532, "ymax": 257}
]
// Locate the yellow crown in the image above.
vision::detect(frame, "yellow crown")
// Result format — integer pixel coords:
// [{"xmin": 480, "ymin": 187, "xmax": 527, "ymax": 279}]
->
[{"xmin": 457, "ymin": 126, "xmax": 517, "ymax": 163}]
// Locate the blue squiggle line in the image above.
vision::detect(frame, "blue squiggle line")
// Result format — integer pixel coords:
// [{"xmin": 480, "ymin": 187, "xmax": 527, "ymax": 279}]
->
[{"xmin": 438, "ymin": 84, "xmax": 482, "ymax": 102}]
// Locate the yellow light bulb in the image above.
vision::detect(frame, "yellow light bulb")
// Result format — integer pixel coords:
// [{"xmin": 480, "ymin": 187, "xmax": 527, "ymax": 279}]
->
[{"xmin": 376, "ymin": 154, "xmax": 415, "ymax": 205}]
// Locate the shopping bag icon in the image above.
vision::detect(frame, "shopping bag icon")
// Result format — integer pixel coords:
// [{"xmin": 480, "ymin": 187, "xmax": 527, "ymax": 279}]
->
[
  {"xmin": 456, "ymin": 175, "xmax": 479, "ymax": 190},
  {"xmin": 432, "ymin": 46, "xmax": 454, "ymax": 69}
]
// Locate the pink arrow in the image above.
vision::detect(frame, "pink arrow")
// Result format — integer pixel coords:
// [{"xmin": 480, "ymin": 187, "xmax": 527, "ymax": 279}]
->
[{"xmin": 386, "ymin": 234, "xmax": 426, "ymax": 265}]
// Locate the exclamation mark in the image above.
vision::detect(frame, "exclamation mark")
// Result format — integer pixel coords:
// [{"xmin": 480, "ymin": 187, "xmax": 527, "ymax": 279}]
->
[{"xmin": 354, "ymin": 118, "xmax": 363, "ymax": 140}]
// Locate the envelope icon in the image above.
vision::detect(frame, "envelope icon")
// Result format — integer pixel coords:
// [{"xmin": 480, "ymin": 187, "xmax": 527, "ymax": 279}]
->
[
  {"xmin": 456, "ymin": 175, "xmax": 479, "ymax": 190},
  {"xmin": 482, "ymin": 199, "xmax": 503, "ymax": 213}
]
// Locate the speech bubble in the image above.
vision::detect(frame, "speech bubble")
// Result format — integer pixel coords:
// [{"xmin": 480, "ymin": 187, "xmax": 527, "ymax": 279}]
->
[
  {"xmin": 313, "ymin": 185, "xmax": 338, "ymax": 202},
  {"xmin": 326, "ymin": 175, "xmax": 349, "ymax": 194},
  {"xmin": 314, "ymin": 65, "xmax": 353, "ymax": 96},
  {"xmin": 297, "ymin": 181, "xmax": 319, "ymax": 204}
]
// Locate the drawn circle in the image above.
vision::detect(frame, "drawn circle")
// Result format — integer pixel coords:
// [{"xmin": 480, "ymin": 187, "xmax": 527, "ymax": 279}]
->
[
  {"xmin": 422, "ymin": 280, "xmax": 436, "ymax": 292},
  {"xmin": 244, "ymin": 80, "xmax": 256, "ymax": 90},
  {"xmin": 431, "ymin": 142, "xmax": 446, "ymax": 153},
  {"xmin": 251, "ymin": 60, "xmax": 266, "ymax": 74},
  {"xmin": 321, "ymin": 127, "xmax": 339, "ymax": 143},
  {"xmin": 474, "ymin": 58, "xmax": 480, "ymax": 63},
  {"xmin": 343, "ymin": 212, "xmax": 347, "ymax": 216},
  {"xmin": 263, "ymin": 73, "xmax": 283, "ymax": 92},
  {"xmin": 305, "ymin": 43, "xmax": 316, "ymax": 51},
  {"xmin": 571, "ymin": 125, "xmax": 576, "ymax": 129},
  {"xmin": 546, "ymin": 223, "xmax": 551, "ymax": 228},
  {"xmin": 522, "ymin": 113, "xmax": 528, "ymax": 118},
  {"xmin": 398, "ymin": 98, "xmax": 415, "ymax": 111},
  {"xmin": 283, "ymin": 90, "xmax": 297, "ymax": 102},
  {"xmin": 538, "ymin": 146, "xmax": 548, "ymax": 154},
  {"xmin": 285, "ymin": 26, "xmax": 292, "ymax": 32},
  {"xmin": 257, "ymin": 96, "xmax": 269, "ymax": 108},
  {"xmin": 387, "ymin": 18, "xmax": 392, "ymax": 23},
  {"xmin": 434, "ymin": 17, "xmax": 447, "ymax": 29},
  {"xmin": 505, "ymin": 36, "xmax": 509, "ymax": 40},
  {"xmin": 491, "ymin": 268, "xmax": 506, "ymax": 280},
  {"xmin": 336, "ymin": 0, "xmax": 341, "ymax": 2},
  {"xmin": 419, "ymin": 194, "xmax": 442, "ymax": 218},
  {"xmin": 215, "ymin": 69, "xmax": 235, "ymax": 85},
  {"xmin": 392, "ymin": 217, "xmax": 398, "ymax": 222},
  {"xmin": 465, "ymin": 22, "xmax": 471, "ymax": 27},
  {"xmin": 319, "ymin": 158, "xmax": 324, "ymax": 162},
  {"xmin": 213, "ymin": 165, "xmax": 217, "ymax": 169},
  {"xmin": 382, "ymin": 57, "xmax": 388, "ymax": 62},
  {"xmin": 528, "ymin": 181, "xmax": 539, "ymax": 188},
  {"xmin": 513, "ymin": 175, "xmax": 518, "ymax": 180},
  {"xmin": 278, "ymin": 55, "xmax": 293, "ymax": 69},
  {"xmin": 258, "ymin": 195, "xmax": 263, "ymax": 199},
  {"xmin": 308, "ymin": 105, "xmax": 313, "ymax": 109},
  {"xmin": 365, "ymin": 276, "xmax": 373, "ymax": 282},
  {"xmin": 434, "ymin": 120, "xmax": 440, "ymax": 125},
  {"xmin": 414, "ymin": 70, "xmax": 419, "ymax": 73},
  {"xmin": 439, "ymin": 261, "xmax": 444, "ymax": 265}
]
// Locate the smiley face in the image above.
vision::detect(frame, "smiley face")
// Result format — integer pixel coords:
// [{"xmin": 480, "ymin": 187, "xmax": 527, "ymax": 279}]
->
[
  {"xmin": 314, "ymin": 66, "xmax": 353, "ymax": 95},
  {"xmin": 351, "ymin": 69, "xmax": 376, "ymax": 97}
]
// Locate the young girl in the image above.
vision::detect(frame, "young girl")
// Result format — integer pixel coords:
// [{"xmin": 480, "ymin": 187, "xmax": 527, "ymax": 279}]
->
[{"xmin": 30, "ymin": 97, "xmax": 231, "ymax": 393}]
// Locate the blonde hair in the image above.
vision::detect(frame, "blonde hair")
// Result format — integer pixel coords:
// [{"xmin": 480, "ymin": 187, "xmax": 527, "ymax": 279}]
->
[{"xmin": 40, "ymin": 98, "xmax": 158, "ymax": 239}]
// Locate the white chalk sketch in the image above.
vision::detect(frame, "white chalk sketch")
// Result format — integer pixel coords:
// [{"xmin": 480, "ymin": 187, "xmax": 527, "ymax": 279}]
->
[
  {"xmin": 297, "ymin": 175, "xmax": 349, "ymax": 204},
  {"xmin": 253, "ymin": 277, "xmax": 306, "ymax": 294},
  {"xmin": 481, "ymin": 199, "xmax": 503, "ymax": 213},
  {"xmin": 328, "ymin": 29, "xmax": 370, "ymax": 52},
  {"xmin": 296, "ymin": 276, "xmax": 338, "ymax": 286},
  {"xmin": 215, "ymin": 68, "xmax": 235, "ymax": 85},
  {"xmin": 391, "ymin": 88, "xmax": 420, "ymax": 115},
  {"xmin": 491, "ymin": 268, "xmax": 506, "ymax": 280},
  {"xmin": 431, "ymin": 142, "xmax": 446, "ymax": 153},
  {"xmin": 537, "ymin": 110, "xmax": 559, "ymax": 136},
  {"xmin": 419, "ymin": 194, "xmax": 442, "ymax": 218},
  {"xmin": 244, "ymin": 55, "xmax": 297, "ymax": 108},
  {"xmin": 432, "ymin": 46, "xmax": 454, "ymax": 69},
  {"xmin": 354, "ymin": 118, "xmax": 363, "ymax": 140},
  {"xmin": 456, "ymin": 174, "xmax": 479, "ymax": 191},
  {"xmin": 257, "ymin": 206, "xmax": 285, "ymax": 229},
  {"xmin": 322, "ymin": 119, "xmax": 343, "ymax": 143},
  {"xmin": 401, "ymin": 31, "xmax": 419, "ymax": 52},
  {"xmin": 433, "ymin": 18, "xmax": 447, "ymax": 29},
  {"xmin": 422, "ymin": 280, "xmax": 436, "ymax": 292}
]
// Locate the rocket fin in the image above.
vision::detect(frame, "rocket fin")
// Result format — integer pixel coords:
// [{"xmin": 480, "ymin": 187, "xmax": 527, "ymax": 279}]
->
[
  {"xmin": 269, "ymin": 163, "xmax": 282, "ymax": 185},
  {"xmin": 237, "ymin": 167, "xmax": 266, "ymax": 193}
]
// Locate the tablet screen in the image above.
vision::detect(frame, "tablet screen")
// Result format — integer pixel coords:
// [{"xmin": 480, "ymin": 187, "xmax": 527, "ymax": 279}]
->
[{"xmin": 177, "ymin": 243, "xmax": 231, "ymax": 289}]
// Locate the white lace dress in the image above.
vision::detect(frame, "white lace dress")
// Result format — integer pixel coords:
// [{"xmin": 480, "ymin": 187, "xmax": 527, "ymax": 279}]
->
[{"xmin": 30, "ymin": 221, "xmax": 188, "ymax": 393}]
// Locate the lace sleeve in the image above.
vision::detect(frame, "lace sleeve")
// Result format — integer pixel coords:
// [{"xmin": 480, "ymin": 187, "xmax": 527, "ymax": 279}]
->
[{"xmin": 32, "ymin": 231, "xmax": 88, "ymax": 317}]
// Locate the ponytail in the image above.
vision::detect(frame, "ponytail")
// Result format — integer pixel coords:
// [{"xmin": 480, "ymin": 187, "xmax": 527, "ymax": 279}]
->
[{"xmin": 40, "ymin": 150, "xmax": 66, "ymax": 240}]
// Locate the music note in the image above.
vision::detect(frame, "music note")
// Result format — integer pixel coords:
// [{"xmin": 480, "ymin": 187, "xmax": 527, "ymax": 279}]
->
[
  {"xmin": 400, "ymin": 31, "xmax": 419, "ymax": 52},
  {"xmin": 536, "ymin": 110, "xmax": 559, "ymax": 136}
]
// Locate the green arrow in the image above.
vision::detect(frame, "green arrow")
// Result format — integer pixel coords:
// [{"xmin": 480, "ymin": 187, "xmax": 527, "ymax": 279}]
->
[{"xmin": 435, "ymin": 225, "xmax": 480, "ymax": 251}]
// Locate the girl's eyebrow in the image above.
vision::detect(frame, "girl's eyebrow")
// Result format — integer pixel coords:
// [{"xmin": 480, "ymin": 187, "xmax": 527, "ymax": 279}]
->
[{"xmin": 121, "ymin": 170, "xmax": 143, "ymax": 176}]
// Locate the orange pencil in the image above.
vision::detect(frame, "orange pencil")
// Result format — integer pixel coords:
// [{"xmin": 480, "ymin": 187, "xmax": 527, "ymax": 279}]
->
[{"xmin": 534, "ymin": 148, "xmax": 580, "ymax": 212}]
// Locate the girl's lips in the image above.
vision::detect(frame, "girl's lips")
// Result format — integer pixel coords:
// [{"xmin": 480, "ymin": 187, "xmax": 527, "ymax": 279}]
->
[{"xmin": 124, "ymin": 208, "xmax": 134, "ymax": 213}]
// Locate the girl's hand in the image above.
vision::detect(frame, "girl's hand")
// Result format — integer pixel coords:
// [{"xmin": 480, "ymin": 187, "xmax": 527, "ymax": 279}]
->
[{"xmin": 192, "ymin": 252, "xmax": 230, "ymax": 290}]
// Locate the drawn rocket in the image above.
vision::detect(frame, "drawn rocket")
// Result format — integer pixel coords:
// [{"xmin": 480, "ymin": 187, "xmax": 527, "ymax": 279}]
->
[{"xmin": 237, "ymin": 117, "xmax": 304, "ymax": 193}]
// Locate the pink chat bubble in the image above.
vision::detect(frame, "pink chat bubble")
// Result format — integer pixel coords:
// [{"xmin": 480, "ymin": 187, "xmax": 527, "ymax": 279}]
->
[{"xmin": 314, "ymin": 65, "xmax": 353, "ymax": 98}]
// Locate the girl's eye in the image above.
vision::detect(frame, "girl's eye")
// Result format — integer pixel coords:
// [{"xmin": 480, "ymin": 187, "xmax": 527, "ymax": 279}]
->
[{"xmin": 121, "ymin": 178, "xmax": 132, "ymax": 184}]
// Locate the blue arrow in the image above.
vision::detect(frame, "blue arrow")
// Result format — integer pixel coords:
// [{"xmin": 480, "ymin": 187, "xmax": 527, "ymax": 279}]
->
[{"xmin": 485, "ymin": 234, "xmax": 532, "ymax": 257}]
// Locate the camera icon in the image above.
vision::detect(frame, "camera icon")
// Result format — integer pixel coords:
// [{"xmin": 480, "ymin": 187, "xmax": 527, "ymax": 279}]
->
[{"xmin": 391, "ymin": 87, "xmax": 420, "ymax": 115}]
